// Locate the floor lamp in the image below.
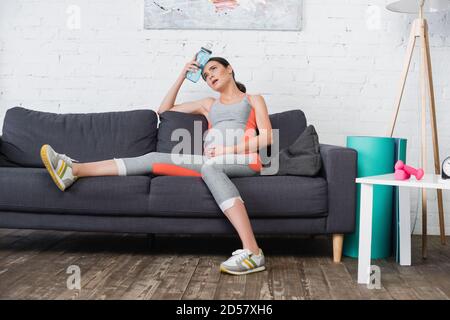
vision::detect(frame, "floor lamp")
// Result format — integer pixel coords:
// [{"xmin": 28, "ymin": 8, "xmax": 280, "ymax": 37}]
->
[{"xmin": 386, "ymin": 0, "xmax": 450, "ymax": 258}]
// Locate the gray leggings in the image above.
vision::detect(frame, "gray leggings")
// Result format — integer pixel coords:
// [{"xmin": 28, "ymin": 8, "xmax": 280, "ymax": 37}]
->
[{"xmin": 114, "ymin": 152, "xmax": 260, "ymax": 212}]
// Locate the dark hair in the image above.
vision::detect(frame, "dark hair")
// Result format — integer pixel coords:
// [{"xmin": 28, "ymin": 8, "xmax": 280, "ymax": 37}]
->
[{"xmin": 201, "ymin": 56, "xmax": 246, "ymax": 93}]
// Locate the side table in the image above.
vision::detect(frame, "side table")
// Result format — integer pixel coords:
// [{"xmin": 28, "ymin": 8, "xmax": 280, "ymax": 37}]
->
[{"xmin": 356, "ymin": 173, "xmax": 449, "ymax": 284}]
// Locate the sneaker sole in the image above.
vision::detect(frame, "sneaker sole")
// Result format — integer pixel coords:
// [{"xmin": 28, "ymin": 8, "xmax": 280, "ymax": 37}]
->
[
  {"xmin": 220, "ymin": 265, "xmax": 266, "ymax": 275},
  {"xmin": 40, "ymin": 144, "xmax": 66, "ymax": 192}
]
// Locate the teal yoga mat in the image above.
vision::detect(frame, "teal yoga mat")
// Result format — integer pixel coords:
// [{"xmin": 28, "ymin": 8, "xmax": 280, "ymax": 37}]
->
[{"xmin": 343, "ymin": 136, "xmax": 396, "ymax": 259}]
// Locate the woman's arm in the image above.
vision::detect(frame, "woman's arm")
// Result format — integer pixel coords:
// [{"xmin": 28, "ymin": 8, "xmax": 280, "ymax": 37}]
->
[
  {"xmin": 157, "ymin": 73, "xmax": 185, "ymax": 115},
  {"xmin": 157, "ymin": 56, "xmax": 212, "ymax": 116},
  {"xmin": 230, "ymin": 95, "xmax": 273, "ymax": 154}
]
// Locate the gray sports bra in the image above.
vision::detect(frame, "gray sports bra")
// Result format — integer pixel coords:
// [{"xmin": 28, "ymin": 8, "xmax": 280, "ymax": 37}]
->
[{"xmin": 204, "ymin": 93, "xmax": 258, "ymax": 151}]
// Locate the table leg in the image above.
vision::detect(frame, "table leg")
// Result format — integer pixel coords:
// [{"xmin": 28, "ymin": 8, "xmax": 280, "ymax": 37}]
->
[
  {"xmin": 399, "ymin": 186, "xmax": 411, "ymax": 266},
  {"xmin": 358, "ymin": 183, "xmax": 374, "ymax": 284}
]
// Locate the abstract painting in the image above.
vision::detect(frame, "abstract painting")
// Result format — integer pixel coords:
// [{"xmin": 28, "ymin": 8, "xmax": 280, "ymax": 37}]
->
[{"xmin": 144, "ymin": 0, "xmax": 303, "ymax": 31}]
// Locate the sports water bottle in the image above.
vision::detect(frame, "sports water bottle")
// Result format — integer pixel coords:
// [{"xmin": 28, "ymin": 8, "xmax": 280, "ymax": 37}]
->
[{"xmin": 186, "ymin": 43, "xmax": 213, "ymax": 83}]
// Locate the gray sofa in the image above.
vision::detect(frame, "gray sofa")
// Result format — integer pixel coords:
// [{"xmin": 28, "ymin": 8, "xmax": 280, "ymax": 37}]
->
[{"xmin": 0, "ymin": 106, "xmax": 357, "ymax": 262}]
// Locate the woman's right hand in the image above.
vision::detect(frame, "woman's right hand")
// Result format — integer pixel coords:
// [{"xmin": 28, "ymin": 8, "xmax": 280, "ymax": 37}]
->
[{"xmin": 181, "ymin": 55, "xmax": 200, "ymax": 78}]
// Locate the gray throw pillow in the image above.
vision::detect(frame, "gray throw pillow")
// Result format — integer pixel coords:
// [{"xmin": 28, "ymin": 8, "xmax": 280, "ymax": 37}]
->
[{"xmin": 275, "ymin": 125, "xmax": 322, "ymax": 176}]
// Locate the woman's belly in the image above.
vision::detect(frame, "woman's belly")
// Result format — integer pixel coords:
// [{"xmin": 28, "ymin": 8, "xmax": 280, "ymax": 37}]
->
[
  {"xmin": 203, "ymin": 122, "xmax": 257, "ymax": 149},
  {"xmin": 203, "ymin": 124, "xmax": 262, "ymax": 172}
]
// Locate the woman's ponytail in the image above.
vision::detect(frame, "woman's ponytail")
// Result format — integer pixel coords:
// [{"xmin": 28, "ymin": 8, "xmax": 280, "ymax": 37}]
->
[{"xmin": 235, "ymin": 81, "xmax": 246, "ymax": 93}]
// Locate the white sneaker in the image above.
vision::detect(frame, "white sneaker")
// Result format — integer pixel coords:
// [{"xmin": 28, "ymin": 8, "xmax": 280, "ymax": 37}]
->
[
  {"xmin": 40, "ymin": 144, "xmax": 79, "ymax": 191},
  {"xmin": 220, "ymin": 248, "xmax": 266, "ymax": 275}
]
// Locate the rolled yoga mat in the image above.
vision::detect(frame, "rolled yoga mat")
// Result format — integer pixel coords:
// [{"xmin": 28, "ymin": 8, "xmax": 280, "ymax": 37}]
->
[{"xmin": 343, "ymin": 136, "xmax": 396, "ymax": 259}]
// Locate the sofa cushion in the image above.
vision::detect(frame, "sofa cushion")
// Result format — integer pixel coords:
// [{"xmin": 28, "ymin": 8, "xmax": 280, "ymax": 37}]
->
[
  {"xmin": 0, "ymin": 107, "xmax": 158, "ymax": 167},
  {"xmin": 259, "ymin": 109, "xmax": 308, "ymax": 166},
  {"xmin": 157, "ymin": 111, "xmax": 208, "ymax": 155},
  {"xmin": 148, "ymin": 175, "xmax": 328, "ymax": 218},
  {"xmin": 156, "ymin": 109, "xmax": 307, "ymax": 155},
  {"xmin": 276, "ymin": 125, "xmax": 322, "ymax": 176},
  {"xmin": 0, "ymin": 167, "xmax": 152, "ymax": 216},
  {"xmin": 265, "ymin": 109, "xmax": 307, "ymax": 151}
]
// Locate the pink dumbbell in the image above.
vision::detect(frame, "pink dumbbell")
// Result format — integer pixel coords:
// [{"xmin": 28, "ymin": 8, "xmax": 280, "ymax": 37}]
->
[
  {"xmin": 395, "ymin": 160, "xmax": 424, "ymax": 180},
  {"xmin": 394, "ymin": 169, "xmax": 411, "ymax": 180}
]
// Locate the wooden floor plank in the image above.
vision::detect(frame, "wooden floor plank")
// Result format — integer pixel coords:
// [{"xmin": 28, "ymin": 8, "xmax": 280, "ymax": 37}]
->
[
  {"xmin": 320, "ymin": 256, "xmax": 364, "ymax": 300},
  {"xmin": 302, "ymin": 257, "xmax": 332, "ymax": 299},
  {"xmin": 94, "ymin": 254, "xmax": 153, "ymax": 300},
  {"xmin": 418, "ymin": 238, "xmax": 450, "ymax": 298},
  {"xmin": 18, "ymin": 233, "xmax": 98, "ymax": 300},
  {"xmin": 181, "ymin": 256, "xmax": 222, "ymax": 300},
  {"xmin": 3, "ymin": 232, "xmax": 135, "ymax": 299},
  {"xmin": 25, "ymin": 233, "xmax": 141, "ymax": 299},
  {"xmin": 148, "ymin": 255, "xmax": 200, "ymax": 300},
  {"xmin": 120, "ymin": 255, "xmax": 175, "ymax": 300},
  {"xmin": 65, "ymin": 234, "xmax": 144, "ymax": 300},
  {"xmin": 0, "ymin": 230, "xmax": 74, "ymax": 297},
  {"xmin": 395, "ymin": 263, "xmax": 449, "ymax": 300},
  {"xmin": 266, "ymin": 255, "xmax": 307, "ymax": 300}
]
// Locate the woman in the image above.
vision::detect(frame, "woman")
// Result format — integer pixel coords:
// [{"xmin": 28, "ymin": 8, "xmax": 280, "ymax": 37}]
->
[{"xmin": 40, "ymin": 55, "xmax": 273, "ymax": 275}]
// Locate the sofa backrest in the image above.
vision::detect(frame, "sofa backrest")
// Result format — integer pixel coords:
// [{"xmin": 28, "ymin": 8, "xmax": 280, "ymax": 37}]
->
[
  {"xmin": 0, "ymin": 106, "xmax": 307, "ymax": 167},
  {"xmin": 157, "ymin": 111, "xmax": 208, "ymax": 155},
  {"xmin": 0, "ymin": 107, "xmax": 158, "ymax": 167},
  {"xmin": 156, "ymin": 109, "xmax": 307, "ymax": 154},
  {"xmin": 268, "ymin": 109, "xmax": 307, "ymax": 151}
]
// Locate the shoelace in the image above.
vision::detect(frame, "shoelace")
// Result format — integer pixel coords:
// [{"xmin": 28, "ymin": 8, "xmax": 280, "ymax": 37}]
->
[
  {"xmin": 232, "ymin": 249, "xmax": 251, "ymax": 256},
  {"xmin": 59, "ymin": 153, "xmax": 79, "ymax": 165},
  {"xmin": 230, "ymin": 249, "xmax": 253, "ymax": 265}
]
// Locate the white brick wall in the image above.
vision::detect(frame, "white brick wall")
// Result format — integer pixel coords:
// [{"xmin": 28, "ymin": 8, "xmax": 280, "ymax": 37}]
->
[{"xmin": 0, "ymin": 0, "xmax": 449, "ymax": 235}]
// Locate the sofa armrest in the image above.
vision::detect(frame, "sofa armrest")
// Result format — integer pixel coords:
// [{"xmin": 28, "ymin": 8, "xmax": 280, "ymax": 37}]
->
[{"xmin": 319, "ymin": 143, "xmax": 357, "ymax": 234}]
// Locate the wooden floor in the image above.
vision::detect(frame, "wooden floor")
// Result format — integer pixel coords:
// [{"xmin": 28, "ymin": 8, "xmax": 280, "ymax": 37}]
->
[{"xmin": 0, "ymin": 228, "xmax": 449, "ymax": 300}]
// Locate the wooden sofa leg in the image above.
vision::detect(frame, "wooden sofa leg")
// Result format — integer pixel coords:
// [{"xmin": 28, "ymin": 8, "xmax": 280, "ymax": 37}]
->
[{"xmin": 332, "ymin": 234, "xmax": 344, "ymax": 263}]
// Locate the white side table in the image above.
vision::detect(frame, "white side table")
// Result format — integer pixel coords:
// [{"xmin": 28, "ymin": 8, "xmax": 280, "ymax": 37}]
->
[{"xmin": 356, "ymin": 173, "xmax": 449, "ymax": 284}]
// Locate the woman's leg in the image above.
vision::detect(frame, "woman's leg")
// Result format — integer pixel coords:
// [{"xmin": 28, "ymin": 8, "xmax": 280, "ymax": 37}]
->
[
  {"xmin": 41, "ymin": 144, "xmax": 120, "ymax": 191},
  {"xmin": 115, "ymin": 152, "xmax": 205, "ymax": 176},
  {"xmin": 72, "ymin": 160, "xmax": 118, "ymax": 177},
  {"xmin": 223, "ymin": 201, "xmax": 260, "ymax": 255},
  {"xmin": 72, "ymin": 152, "xmax": 206, "ymax": 177},
  {"xmin": 41, "ymin": 142, "xmax": 205, "ymax": 191},
  {"xmin": 200, "ymin": 154, "xmax": 261, "ymax": 255}
]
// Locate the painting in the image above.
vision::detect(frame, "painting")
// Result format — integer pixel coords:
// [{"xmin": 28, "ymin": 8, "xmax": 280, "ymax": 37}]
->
[{"xmin": 144, "ymin": 0, "xmax": 303, "ymax": 31}]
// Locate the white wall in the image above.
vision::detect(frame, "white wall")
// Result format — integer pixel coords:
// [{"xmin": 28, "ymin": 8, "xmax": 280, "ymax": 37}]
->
[{"xmin": 0, "ymin": 0, "xmax": 449, "ymax": 235}]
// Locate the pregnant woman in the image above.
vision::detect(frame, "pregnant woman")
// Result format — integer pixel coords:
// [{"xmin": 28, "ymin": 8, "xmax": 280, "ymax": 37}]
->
[{"xmin": 40, "ymin": 55, "xmax": 273, "ymax": 275}]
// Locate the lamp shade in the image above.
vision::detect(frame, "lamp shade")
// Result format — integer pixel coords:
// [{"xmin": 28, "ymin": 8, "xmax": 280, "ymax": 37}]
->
[{"xmin": 386, "ymin": 0, "xmax": 450, "ymax": 13}]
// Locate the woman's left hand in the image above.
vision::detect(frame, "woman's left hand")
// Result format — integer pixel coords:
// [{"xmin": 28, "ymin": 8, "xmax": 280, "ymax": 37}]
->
[{"xmin": 204, "ymin": 145, "xmax": 233, "ymax": 158}]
